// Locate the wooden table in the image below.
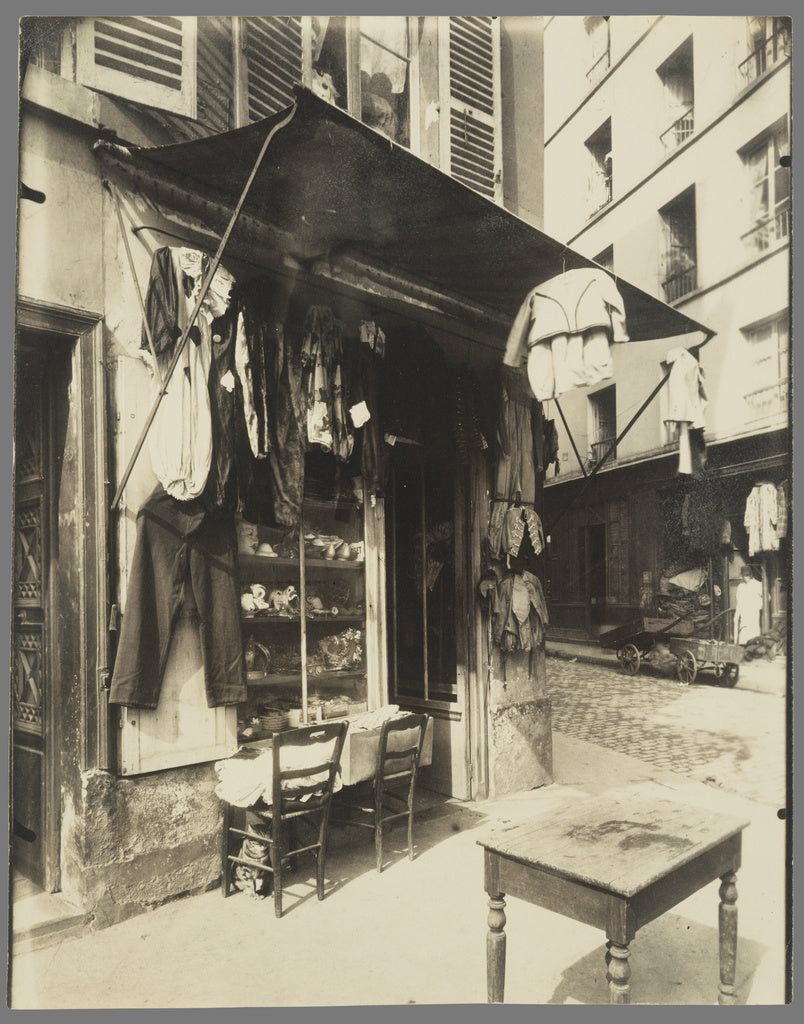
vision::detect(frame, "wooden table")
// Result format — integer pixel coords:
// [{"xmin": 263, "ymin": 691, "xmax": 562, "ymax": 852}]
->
[{"xmin": 477, "ymin": 792, "xmax": 749, "ymax": 1005}]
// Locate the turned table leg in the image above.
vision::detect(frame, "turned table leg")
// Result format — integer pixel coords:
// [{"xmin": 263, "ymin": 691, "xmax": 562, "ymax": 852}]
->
[
  {"xmin": 606, "ymin": 942, "xmax": 631, "ymax": 1004},
  {"xmin": 487, "ymin": 893, "xmax": 507, "ymax": 1003},
  {"xmin": 718, "ymin": 870, "xmax": 738, "ymax": 1005}
]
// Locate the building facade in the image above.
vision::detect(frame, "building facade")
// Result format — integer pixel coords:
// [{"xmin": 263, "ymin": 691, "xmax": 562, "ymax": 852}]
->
[
  {"xmin": 541, "ymin": 15, "xmax": 791, "ymax": 646},
  {"xmin": 14, "ymin": 15, "xmax": 555, "ymax": 925}
]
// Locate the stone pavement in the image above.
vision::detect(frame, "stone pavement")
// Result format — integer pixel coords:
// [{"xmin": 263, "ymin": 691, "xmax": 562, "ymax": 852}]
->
[
  {"xmin": 546, "ymin": 655, "xmax": 788, "ymax": 809},
  {"xmin": 8, "ymin": 652, "xmax": 790, "ymax": 1008},
  {"xmin": 8, "ymin": 729, "xmax": 788, "ymax": 1008}
]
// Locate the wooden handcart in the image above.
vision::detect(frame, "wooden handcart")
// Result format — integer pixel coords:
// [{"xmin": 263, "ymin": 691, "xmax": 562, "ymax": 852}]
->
[{"xmin": 600, "ymin": 608, "xmax": 742, "ymax": 685}]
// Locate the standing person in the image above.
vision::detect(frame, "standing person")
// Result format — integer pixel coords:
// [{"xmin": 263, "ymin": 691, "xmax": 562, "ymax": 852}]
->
[{"xmin": 734, "ymin": 564, "xmax": 763, "ymax": 645}]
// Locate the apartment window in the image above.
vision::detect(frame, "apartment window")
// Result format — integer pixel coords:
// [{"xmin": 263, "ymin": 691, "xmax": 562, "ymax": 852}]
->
[
  {"xmin": 741, "ymin": 123, "xmax": 791, "ymax": 253},
  {"xmin": 588, "ymin": 386, "xmax": 617, "ymax": 465},
  {"xmin": 659, "ymin": 187, "xmax": 697, "ymax": 302},
  {"xmin": 742, "ymin": 313, "xmax": 790, "ymax": 419},
  {"xmin": 585, "ymin": 119, "xmax": 612, "ymax": 215},
  {"xmin": 657, "ymin": 37, "xmax": 694, "ymax": 152},
  {"xmin": 311, "ymin": 16, "xmax": 412, "ymax": 147},
  {"xmin": 739, "ymin": 16, "xmax": 791, "ymax": 85},
  {"xmin": 584, "ymin": 15, "xmax": 610, "ymax": 87},
  {"xmin": 593, "ymin": 245, "xmax": 614, "ymax": 273}
]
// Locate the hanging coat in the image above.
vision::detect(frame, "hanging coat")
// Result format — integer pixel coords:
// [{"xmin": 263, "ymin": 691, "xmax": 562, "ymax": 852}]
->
[{"xmin": 503, "ymin": 268, "xmax": 628, "ymax": 401}]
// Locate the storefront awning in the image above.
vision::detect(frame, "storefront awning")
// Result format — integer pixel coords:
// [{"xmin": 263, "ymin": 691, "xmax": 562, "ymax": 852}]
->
[{"xmin": 97, "ymin": 86, "xmax": 712, "ymax": 345}]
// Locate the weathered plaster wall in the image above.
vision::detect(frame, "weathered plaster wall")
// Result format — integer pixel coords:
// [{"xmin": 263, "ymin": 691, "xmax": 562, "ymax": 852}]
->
[
  {"xmin": 488, "ymin": 648, "xmax": 553, "ymax": 796},
  {"xmin": 60, "ymin": 764, "xmax": 223, "ymax": 928}
]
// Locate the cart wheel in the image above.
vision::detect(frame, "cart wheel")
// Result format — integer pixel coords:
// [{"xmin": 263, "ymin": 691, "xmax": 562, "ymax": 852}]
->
[
  {"xmin": 620, "ymin": 643, "xmax": 641, "ymax": 676},
  {"xmin": 676, "ymin": 650, "xmax": 697, "ymax": 685},
  {"xmin": 723, "ymin": 663, "xmax": 740, "ymax": 687}
]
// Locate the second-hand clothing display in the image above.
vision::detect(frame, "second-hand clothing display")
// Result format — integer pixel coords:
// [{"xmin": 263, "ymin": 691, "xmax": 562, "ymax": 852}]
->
[
  {"xmin": 487, "ymin": 364, "xmax": 546, "ymax": 561},
  {"xmin": 480, "ymin": 567, "xmax": 549, "ymax": 652},
  {"xmin": 744, "ymin": 482, "xmax": 780, "ymax": 556},
  {"xmin": 664, "ymin": 346, "xmax": 707, "ymax": 476},
  {"xmin": 503, "ymin": 268, "xmax": 628, "ymax": 401},
  {"xmin": 109, "ymin": 485, "xmax": 246, "ymax": 709},
  {"xmin": 141, "ymin": 247, "xmax": 237, "ymax": 502}
]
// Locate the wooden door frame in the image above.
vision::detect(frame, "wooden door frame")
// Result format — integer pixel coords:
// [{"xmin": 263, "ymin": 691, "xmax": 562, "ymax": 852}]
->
[{"xmin": 16, "ymin": 298, "xmax": 109, "ymax": 889}]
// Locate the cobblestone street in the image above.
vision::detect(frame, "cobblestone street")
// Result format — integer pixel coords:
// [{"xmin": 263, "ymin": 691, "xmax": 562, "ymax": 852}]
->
[{"xmin": 546, "ymin": 655, "xmax": 788, "ymax": 809}]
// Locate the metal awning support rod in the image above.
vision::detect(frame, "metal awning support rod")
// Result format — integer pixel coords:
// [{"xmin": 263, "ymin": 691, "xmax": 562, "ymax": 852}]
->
[
  {"xmin": 554, "ymin": 398, "xmax": 587, "ymax": 478},
  {"xmin": 109, "ymin": 101, "xmax": 299, "ymax": 512},
  {"xmin": 105, "ymin": 181, "xmax": 163, "ymax": 385},
  {"xmin": 546, "ymin": 367, "xmax": 672, "ymax": 536}
]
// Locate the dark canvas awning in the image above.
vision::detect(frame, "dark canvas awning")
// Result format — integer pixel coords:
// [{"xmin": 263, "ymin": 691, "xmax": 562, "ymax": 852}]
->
[{"xmin": 97, "ymin": 86, "xmax": 712, "ymax": 345}]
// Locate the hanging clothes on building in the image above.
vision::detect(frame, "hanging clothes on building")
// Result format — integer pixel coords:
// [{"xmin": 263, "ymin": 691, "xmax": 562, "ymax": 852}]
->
[
  {"xmin": 479, "ymin": 567, "xmax": 549, "ymax": 652},
  {"xmin": 109, "ymin": 485, "xmax": 245, "ymax": 709},
  {"xmin": 235, "ymin": 281, "xmax": 306, "ymax": 529},
  {"xmin": 450, "ymin": 365, "xmax": 489, "ymax": 463},
  {"xmin": 503, "ymin": 268, "xmax": 628, "ymax": 401},
  {"xmin": 342, "ymin": 334, "xmax": 388, "ymax": 503},
  {"xmin": 141, "ymin": 247, "xmax": 236, "ymax": 502},
  {"xmin": 744, "ymin": 482, "xmax": 779, "ymax": 556},
  {"xmin": 300, "ymin": 306, "xmax": 354, "ymax": 462},
  {"xmin": 664, "ymin": 346, "xmax": 707, "ymax": 476},
  {"xmin": 543, "ymin": 417, "xmax": 560, "ymax": 476},
  {"xmin": 487, "ymin": 364, "xmax": 545, "ymax": 561}
]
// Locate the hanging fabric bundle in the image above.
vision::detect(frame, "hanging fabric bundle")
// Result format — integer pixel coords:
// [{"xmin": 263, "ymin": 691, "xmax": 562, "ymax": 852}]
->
[
  {"xmin": 663, "ymin": 346, "xmax": 707, "ymax": 476},
  {"xmin": 140, "ymin": 247, "xmax": 236, "ymax": 502},
  {"xmin": 487, "ymin": 364, "xmax": 545, "ymax": 562},
  {"xmin": 479, "ymin": 567, "xmax": 549, "ymax": 652},
  {"xmin": 744, "ymin": 482, "xmax": 779, "ymax": 556},
  {"xmin": 301, "ymin": 306, "xmax": 354, "ymax": 462},
  {"xmin": 502, "ymin": 267, "xmax": 628, "ymax": 401}
]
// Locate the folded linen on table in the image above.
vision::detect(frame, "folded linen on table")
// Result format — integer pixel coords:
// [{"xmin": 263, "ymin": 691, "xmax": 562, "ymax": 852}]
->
[{"xmin": 214, "ymin": 741, "xmax": 343, "ymax": 808}]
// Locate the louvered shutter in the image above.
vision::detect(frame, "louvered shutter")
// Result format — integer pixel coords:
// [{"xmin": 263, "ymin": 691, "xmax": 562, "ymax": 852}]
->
[
  {"xmin": 76, "ymin": 16, "xmax": 196, "ymax": 116},
  {"xmin": 243, "ymin": 16, "xmax": 303, "ymax": 122},
  {"xmin": 446, "ymin": 16, "xmax": 501, "ymax": 202}
]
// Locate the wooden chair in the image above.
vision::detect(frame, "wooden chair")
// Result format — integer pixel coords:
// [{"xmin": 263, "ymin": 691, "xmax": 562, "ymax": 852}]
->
[
  {"xmin": 340, "ymin": 713, "xmax": 429, "ymax": 872},
  {"xmin": 222, "ymin": 720, "xmax": 348, "ymax": 918}
]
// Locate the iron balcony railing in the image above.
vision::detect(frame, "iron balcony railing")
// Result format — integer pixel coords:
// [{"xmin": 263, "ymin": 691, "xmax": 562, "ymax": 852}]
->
[
  {"xmin": 586, "ymin": 49, "xmax": 611, "ymax": 87},
  {"xmin": 661, "ymin": 265, "xmax": 697, "ymax": 303},
  {"xmin": 741, "ymin": 203, "xmax": 791, "ymax": 252},
  {"xmin": 589, "ymin": 437, "xmax": 616, "ymax": 465},
  {"xmin": 738, "ymin": 27, "xmax": 791, "ymax": 85},
  {"xmin": 660, "ymin": 106, "xmax": 694, "ymax": 151},
  {"xmin": 744, "ymin": 379, "xmax": 789, "ymax": 418}
]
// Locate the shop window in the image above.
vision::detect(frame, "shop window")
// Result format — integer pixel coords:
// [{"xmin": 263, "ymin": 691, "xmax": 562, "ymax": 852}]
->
[
  {"xmin": 584, "ymin": 15, "xmax": 611, "ymax": 87},
  {"xmin": 739, "ymin": 16, "xmax": 791, "ymax": 85},
  {"xmin": 657, "ymin": 36, "xmax": 694, "ymax": 152},
  {"xmin": 75, "ymin": 16, "xmax": 197, "ymax": 117},
  {"xmin": 446, "ymin": 16, "xmax": 501, "ymax": 201},
  {"xmin": 585, "ymin": 118, "xmax": 612, "ymax": 215},
  {"xmin": 387, "ymin": 454, "xmax": 458, "ymax": 704},
  {"xmin": 740, "ymin": 122, "xmax": 791, "ymax": 253},
  {"xmin": 588, "ymin": 386, "xmax": 617, "ymax": 466},
  {"xmin": 742, "ymin": 312, "xmax": 790, "ymax": 420},
  {"xmin": 659, "ymin": 186, "xmax": 697, "ymax": 302},
  {"xmin": 593, "ymin": 245, "xmax": 614, "ymax": 273}
]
